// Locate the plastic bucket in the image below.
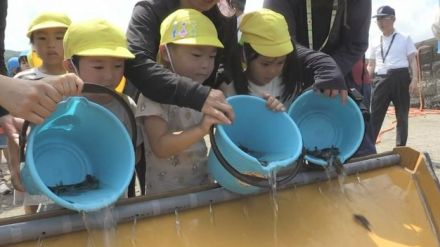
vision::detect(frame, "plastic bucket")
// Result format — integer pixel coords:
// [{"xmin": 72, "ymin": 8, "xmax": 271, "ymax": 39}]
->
[
  {"xmin": 208, "ymin": 95, "xmax": 303, "ymax": 194},
  {"xmin": 287, "ymin": 90, "xmax": 364, "ymax": 166},
  {"xmin": 20, "ymin": 96, "xmax": 135, "ymax": 212}
]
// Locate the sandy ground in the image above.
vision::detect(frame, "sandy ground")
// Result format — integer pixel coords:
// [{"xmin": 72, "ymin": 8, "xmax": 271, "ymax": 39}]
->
[
  {"xmin": 375, "ymin": 109, "xmax": 440, "ymax": 177},
  {"xmin": 0, "ymin": 109, "xmax": 438, "ymax": 220}
]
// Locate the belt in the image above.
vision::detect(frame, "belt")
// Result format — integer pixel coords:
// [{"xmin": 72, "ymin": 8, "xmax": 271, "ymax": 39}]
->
[{"xmin": 376, "ymin": 67, "xmax": 409, "ymax": 77}]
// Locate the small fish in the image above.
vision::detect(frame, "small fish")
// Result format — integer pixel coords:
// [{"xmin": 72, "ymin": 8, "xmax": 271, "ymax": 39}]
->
[
  {"xmin": 238, "ymin": 144, "xmax": 266, "ymax": 162},
  {"xmin": 48, "ymin": 174, "xmax": 100, "ymax": 195},
  {"xmin": 330, "ymin": 156, "xmax": 347, "ymax": 176},
  {"xmin": 306, "ymin": 146, "xmax": 345, "ymax": 175},
  {"xmin": 353, "ymin": 214, "xmax": 371, "ymax": 231}
]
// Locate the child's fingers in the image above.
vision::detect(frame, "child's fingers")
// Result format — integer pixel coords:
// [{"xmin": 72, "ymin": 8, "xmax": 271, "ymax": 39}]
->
[
  {"xmin": 266, "ymin": 95, "xmax": 275, "ymax": 107},
  {"xmin": 262, "ymin": 92, "xmax": 270, "ymax": 99}
]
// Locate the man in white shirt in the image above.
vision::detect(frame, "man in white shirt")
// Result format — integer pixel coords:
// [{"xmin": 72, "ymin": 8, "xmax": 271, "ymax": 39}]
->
[{"xmin": 367, "ymin": 5, "xmax": 418, "ymax": 147}]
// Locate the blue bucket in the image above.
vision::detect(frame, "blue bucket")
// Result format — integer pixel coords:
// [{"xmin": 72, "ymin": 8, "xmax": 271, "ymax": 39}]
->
[
  {"xmin": 20, "ymin": 96, "xmax": 135, "ymax": 212},
  {"xmin": 208, "ymin": 95, "xmax": 303, "ymax": 194},
  {"xmin": 287, "ymin": 90, "xmax": 364, "ymax": 166}
]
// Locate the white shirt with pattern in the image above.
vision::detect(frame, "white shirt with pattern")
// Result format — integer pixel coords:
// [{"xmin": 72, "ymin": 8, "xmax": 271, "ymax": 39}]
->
[{"xmin": 136, "ymin": 95, "xmax": 210, "ymax": 194}]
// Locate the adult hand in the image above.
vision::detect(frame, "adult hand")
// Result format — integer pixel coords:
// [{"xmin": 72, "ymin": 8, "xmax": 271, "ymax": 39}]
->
[
  {"xmin": 201, "ymin": 89, "xmax": 234, "ymax": 125},
  {"xmin": 320, "ymin": 89, "xmax": 348, "ymax": 104},
  {"xmin": 199, "ymin": 114, "xmax": 224, "ymax": 134},
  {"xmin": 409, "ymin": 78, "xmax": 418, "ymax": 94},
  {"xmin": 0, "ymin": 74, "xmax": 83, "ymax": 124}
]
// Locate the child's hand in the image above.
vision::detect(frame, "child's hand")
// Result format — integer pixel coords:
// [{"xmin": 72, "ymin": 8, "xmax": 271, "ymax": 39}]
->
[
  {"xmin": 44, "ymin": 73, "xmax": 84, "ymax": 97},
  {"xmin": 263, "ymin": 93, "xmax": 286, "ymax": 112},
  {"xmin": 199, "ymin": 114, "xmax": 223, "ymax": 134}
]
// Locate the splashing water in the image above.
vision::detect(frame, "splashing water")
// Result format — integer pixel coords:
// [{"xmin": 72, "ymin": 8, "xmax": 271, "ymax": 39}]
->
[
  {"xmin": 81, "ymin": 206, "xmax": 117, "ymax": 247},
  {"xmin": 175, "ymin": 208, "xmax": 182, "ymax": 237},
  {"xmin": 356, "ymin": 172, "xmax": 362, "ymax": 184},
  {"xmin": 36, "ymin": 233, "xmax": 45, "ymax": 247},
  {"xmin": 209, "ymin": 200, "xmax": 215, "ymax": 225},
  {"xmin": 268, "ymin": 169, "xmax": 279, "ymax": 216},
  {"xmin": 130, "ymin": 215, "xmax": 138, "ymax": 247},
  {"xmin": 82, "ymin": 212, "xmax": 97, "ymax": 247},
  {"xmin": 268, "ymin": 169, "xmax": 279, "ymax": 246}
]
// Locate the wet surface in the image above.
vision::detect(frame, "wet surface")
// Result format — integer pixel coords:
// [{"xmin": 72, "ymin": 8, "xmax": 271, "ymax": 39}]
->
[{"xmin": 9, "ymin": 166, "xmax": 439, "ymax": 247}]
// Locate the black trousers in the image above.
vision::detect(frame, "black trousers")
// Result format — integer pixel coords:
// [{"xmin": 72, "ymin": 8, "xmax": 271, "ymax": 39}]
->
[
  {"xmin": 0, "ymin": 0, "xmax": 7, "ymax": 76},
  {"xmin": 370, "ymin": 68, "xmax": 411, "ymax": 146}
]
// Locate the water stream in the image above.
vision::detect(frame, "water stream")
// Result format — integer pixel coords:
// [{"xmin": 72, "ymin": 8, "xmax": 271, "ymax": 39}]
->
[
  {"xmin": 174, "ymin": 208, "xmax": 182, "ymax": 237},
  {"xmin": 81, "ymin": 206, "xmax": 117, "ymax": 247},
  {"xmin": 209, "ymin": 200, "xmax": 215, "ymax": 225},
  {"xmin": 268, "ymin": 169, "xmax": 279, "ymax": 246},
  {"xmin": 36, "ymin": 233, "xmax": 44, "ymax": 247},
  {"xmin": 130, "ymin": 215, "xmax": 138, "ymax": 246}
]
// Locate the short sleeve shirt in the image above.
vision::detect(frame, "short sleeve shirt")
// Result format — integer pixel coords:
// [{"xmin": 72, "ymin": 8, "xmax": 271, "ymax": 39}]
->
[
  {"xmin": 135, "ymin": 95, "xmax": 210, "ymax": 194},
  {"xmin": 101, "ymin": 95, "xmax": 143, "ymax": 147},
  {"xmin": 367, "ymin": 31, "xmax": 417, "ymax": 75}
]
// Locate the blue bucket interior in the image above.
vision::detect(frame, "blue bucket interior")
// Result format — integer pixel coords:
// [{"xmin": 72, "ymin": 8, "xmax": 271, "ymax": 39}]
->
[
  {"xmin": 24, "ymin": 97, "xmax": 135, "ymax": 212},
  {"xmin": 208, "ymin": 95, "xmax": 302, "ymax": 194},
  {"xmin": 288, "ymin": 90, "xmax": 364, "ymax": 165}
]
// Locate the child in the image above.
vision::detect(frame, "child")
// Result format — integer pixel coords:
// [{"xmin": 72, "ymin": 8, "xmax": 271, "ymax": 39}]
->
[
  {"xmin": 137, "ymin": 9, "xmax": 285, "ymax": 194},
  {"xmin": 6, "ymin": 57, "xmax": 19, "ymax": 77},
  {"xmin": 136, "ymin": 9, "xmax": 224, "ymax": 194},
  {"xmin": 228, "ymin": 9, "xmax": 347, "ymax": 108},
  {"xmin": 18, "ymin": 50, "xmax": 30, "ymax": 72},
  {"xmin": 14, "ymin": 12, "xmax": 70, "ymax": 80},
  {"xmin": 63, "ymin": 19, "xmax": 144, "ymax": 197},
  {"xmin": 11, "ymin": 12, "xmax": 71, "ymax": 214}
]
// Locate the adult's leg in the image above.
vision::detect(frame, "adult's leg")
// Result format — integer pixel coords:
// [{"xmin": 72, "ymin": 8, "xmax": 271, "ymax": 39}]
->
[
  {"xmin": 370, "ymin": 76, "xmax": 392, "ymax": 143},
  {"xmin": 0, "ymin": 0, "xmax": 7, "ymax": 76},
  {"xmin": 390, "ymin": 71, "xmax": 410, "ymax": 146}
]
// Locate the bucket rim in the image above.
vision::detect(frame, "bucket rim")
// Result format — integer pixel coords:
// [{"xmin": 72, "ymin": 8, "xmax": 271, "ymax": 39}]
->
[
  {"xmin": 216, "ymin": 95, "xmax": 303, "ymax": 172},
  {"xmin": 287, "ymin": 90, "xmax": 365, "ymax": 166},
  {"xmin": 24, "ymin": 97, "xmax": 135, "ymax": 212}
]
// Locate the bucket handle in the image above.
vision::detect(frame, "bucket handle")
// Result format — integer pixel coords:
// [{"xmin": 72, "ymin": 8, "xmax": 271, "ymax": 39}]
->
[
  {"xmin": 19, "ymin": 83, "xmax": 137, "ymax": 163},
  {"xmin": 209, "ymin": 125, "xmax": 303, "ymax": 188}
]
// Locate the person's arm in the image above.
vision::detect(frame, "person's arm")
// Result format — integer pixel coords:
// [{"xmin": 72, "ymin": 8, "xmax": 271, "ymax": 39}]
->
[
  {"xmin": 125, "ymin": 2, "xmax": 233, "ymax": 124},
  {"xmin": 408, "ymin": 53, "xmax": 418, "ymax": 92},
  {"xmin": 298, "ymin": 45, "xmax": 346, "ymax": 90},
  {"xmin": 323, "ymin": 0, "xmax": 371, "ymax": 76},
  {"xmin": 0, "ymin": 106, "xmax": 7, "ymax": 117},
  {"xmin": 125, "ymin": 2, "xmax": 209, "ymax": 110},
  {"xmin": 366, "ymin": 59, "xmax": 376, "ymax": 81},
  {"xmin": 143, "ymin": 114, "xmax": 218, "ymax": 158},
  {"xmin": 297, "ymin": 45, "xmax": 347, "ymax": 100},
  {"xmin": 406, "ymin": 36, "xmax": 419, "ymax": 93},
  {"xmin": 0, "ymin": 74, "xmax": 83, "ymax": 123}
]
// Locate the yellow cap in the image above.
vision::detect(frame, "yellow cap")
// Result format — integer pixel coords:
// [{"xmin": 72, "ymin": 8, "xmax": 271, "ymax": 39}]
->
[
  {"xmin": 27, "ymin": 12, "xmax": 71, "ymax": 37},
  {"xmin": 160, "ymin": 9, "xmax": 223, "ymax": 48},
  {"xmin": 63, "ymin": 19, "xmax": 134, "ymax": 59},
  {"xmin": 240, "ymin": 9, "xmax": 293, "ymax": 57}
]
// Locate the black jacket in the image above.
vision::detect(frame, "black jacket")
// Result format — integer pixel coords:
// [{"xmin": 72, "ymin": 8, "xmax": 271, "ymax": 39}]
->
[
  {"xmin": 125, "ymin": 0, "xmax": 242, "ymax": 111},
  {"xmin": 264, "ymin": 0, "xmax": 371, "ymax": 76},
  {"xmin": 0, "ymin": 106, "xmax": 7, "ymax": 117},
  {"xmin": 0, "ymin": 0, "xmax": 7, "ymax": 76}
]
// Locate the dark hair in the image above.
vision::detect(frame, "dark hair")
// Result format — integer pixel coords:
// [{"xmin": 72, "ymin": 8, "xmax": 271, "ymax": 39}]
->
[
  {"xmin": 71, "ymin": 55, "xmax": 81, "ymax": 72},
  {"xmin": 18, "ymin": 56, "xmax": 28, "ymax": 63},
  {"xmin": 234, "ymin": 42, "xmax": 303, "ymax": 102},
  {"xmin": 201, "ymin": 2, "xmax": 244, "ymax": 89}
]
